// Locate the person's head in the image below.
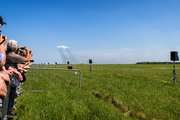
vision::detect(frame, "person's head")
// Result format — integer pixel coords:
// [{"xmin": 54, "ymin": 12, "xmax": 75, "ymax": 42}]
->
[
  {"xmin": 7, "ymin": 40, "xmax": 17, "ymax": 51},
  {"xmin": 0, "ymin": 16, "xmax": 6, "ymax": 29}
]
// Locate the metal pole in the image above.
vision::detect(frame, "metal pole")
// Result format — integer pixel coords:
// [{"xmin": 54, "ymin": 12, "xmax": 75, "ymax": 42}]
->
[
  {"xmin": 90, "ymin": 64, "xmax": 92, "ymax": 72},
  {"xmin": 173, "ymin": 61, "xmax": 176, "ymax": 84},
  {"xmin": 79, "ymin": 71, "xmax": 81, "ymax": 89}
]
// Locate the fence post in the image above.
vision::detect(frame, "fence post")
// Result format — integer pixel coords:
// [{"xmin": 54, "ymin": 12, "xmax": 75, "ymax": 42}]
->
[{"xmin": 79, "ymin": 71, "xmax": 82, "ymax": 89}]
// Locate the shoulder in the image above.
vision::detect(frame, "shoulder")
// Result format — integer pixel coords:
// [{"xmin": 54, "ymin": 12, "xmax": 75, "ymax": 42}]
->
[
  {"xmin": 6, "ymin": 52, "xmax": 26, "ymax": 63},
  {"xmin": 6, "ymin": 52, "xmax": 17, "ymax": 58}
]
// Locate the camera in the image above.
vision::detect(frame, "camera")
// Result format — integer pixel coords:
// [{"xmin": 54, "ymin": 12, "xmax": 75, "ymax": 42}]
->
[
  {"xmin": 30, "ymin": 60, "xmax": 34, "ymax": 62},
  {"xmin": 20, "ymin": 47, "xmax": 31, "ymax": 53},
  {"xmin": 20, "ymin": 47, "xmax": 25, "ymax": 50},
  {"xmin": 2, "ymin": 36, "xmax": 5, "ymax": 41},
  {"xmin": 0, "ymin": 36, "xmax": 6, "ymax": 45}
]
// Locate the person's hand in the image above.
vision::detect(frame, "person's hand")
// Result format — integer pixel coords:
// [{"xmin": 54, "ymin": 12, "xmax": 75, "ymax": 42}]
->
[
  {"xmin": 24, "ymin": 46, "xmax": 29, "ymax": 51},
  {"xmin": 10, "ymin": 68, "xmax": 23, "ymax": 81},
  {"xmin": 0, "ymin": 79, "xmax": 7, "ymax": 100},
  {"xmin": 18, "ymin": 46, "xmax": 22, "ymax": 49},
  {"xmin": 3, "ymin": 35, "xmax": 7, "ymax": 42},
  {"xmin": 16, "ymin": 46, "xmax": 22, "ymax": 53},
  {"xmin": 1, "ymin": 66, "xmax": 13, "ymax": 76},
  {"xmin": 0, "ymin": 34, "xmax": 7, "ymax": 47},
  {"xmin": 3, "ymin": 70, "xmax": 13, "ymax": 76},
  {"xmin": 17, "ymin": 72, "xmax": 23, "ymax": 81},
  {"xmin": 30, "ymin": 51, "xmax": 33, "ymax": 57}
]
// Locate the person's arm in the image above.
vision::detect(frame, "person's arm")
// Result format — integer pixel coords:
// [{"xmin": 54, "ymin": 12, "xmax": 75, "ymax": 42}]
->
[
  {"xmin": 30, "ymin": 51, "xmax": 33, "ymax": 58},
  {"xmin": 0, "ymin": 78, "xmax": 7, "ymax": 100},
  {"xmin": 8, "ymin": 66, "xmax": 23, "ymax": 81},
  {"xmin": 1, "ymin": 66, "xmax": 13, "ymax": 76},
  {"xmin": 2, "ymin": 65, "xmax": 23, "ymax": 81},
  {"xmin": 15, "ymin": 46, "xmax": 22, "ymax": 54},
  {"xmin": 0, "ymin": 71, "xmax": 10, "ymax": 85},
  {"xmin": 0, "ymin": 34, "xmax": 9, "ymax": 100},
  {"xmin": 24, "ymin": 46, "xmax": 31, "ymax": 61},
  {"xmin": 0, "ymin": 34, "xmax": 7, "ymax": 68},
  {"xmin": 0, "ymin": 72, "xmax": 10, "ymax": 100}
]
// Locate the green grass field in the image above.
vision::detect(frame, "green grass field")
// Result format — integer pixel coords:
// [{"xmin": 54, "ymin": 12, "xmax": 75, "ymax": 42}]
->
[{"xmin": 11, "ymin": 64, "xmax": 180, "ymax": 120}]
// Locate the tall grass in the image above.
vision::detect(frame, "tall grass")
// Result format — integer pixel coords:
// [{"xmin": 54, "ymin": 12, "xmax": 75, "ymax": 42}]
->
[
  {"xmin": 12, "ymin": 64, "xmax": 180, "ymax": 120},
  {"xmin": 13, "ymin": 88, "xmax": 132, "ymax": 120},
  {"xmin": 73, "ymin": 64, "xmax": 180, "ymax": 120}
]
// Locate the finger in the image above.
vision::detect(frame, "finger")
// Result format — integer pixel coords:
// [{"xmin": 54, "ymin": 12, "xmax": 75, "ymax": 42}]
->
[{"xmin": 4, "ymin": 35, "xmax": 7, "ymax": 39}]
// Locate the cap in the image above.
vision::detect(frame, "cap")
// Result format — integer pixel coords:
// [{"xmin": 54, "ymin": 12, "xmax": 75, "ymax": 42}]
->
[{"xmin": 0, "ymin": 16, "xmax": 6, "ymax": 25}]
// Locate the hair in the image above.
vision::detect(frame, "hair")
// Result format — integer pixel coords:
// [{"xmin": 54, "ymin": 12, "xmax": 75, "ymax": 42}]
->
[{"xmin": 7, "ymin": 40, "xmax": 17, "ymax": 51}]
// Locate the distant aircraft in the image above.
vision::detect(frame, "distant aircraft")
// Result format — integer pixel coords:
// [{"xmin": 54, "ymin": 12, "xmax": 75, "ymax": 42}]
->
[{"xmin": 56, "ymin": 45, "xmax": 70, "ymax": 49}]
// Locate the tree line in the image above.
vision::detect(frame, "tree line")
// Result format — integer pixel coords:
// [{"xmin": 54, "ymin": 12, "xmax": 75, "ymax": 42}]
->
[{"xmin": 136, "ymin": 62, "xmax": 180, "ymax": 64}]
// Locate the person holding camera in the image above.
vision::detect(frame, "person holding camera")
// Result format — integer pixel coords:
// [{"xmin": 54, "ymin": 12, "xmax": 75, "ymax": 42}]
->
[
  {"xmin": 6, "ymin": 40, "xmax": 32, "ymax": 116},
  {"xmin": 6, "ymin": 41, "xmax": 31, "ymax": 68},
  {"xmin": 16, "ymin": 46, "xmax": 33, "ymax": 70},
  {"xmin": 0, "ymin": 16, "xmax": 7, "ymax": 68},
  {"xmin": 15, "ymin": 46, "xmax": 33, "ymax": 82},
  {"xmin": 0, "ymin": 16, "xmax": 10, "ymax": 100}
]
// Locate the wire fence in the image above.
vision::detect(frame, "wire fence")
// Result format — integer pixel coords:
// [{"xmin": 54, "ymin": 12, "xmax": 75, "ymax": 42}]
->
[
  {"xmin": 0, "ymin": 68, "xmax": 82, "ymax": 120},
  {"xmin": 23, "ymin": 68, "xmax": 82, "ymax": 92}
]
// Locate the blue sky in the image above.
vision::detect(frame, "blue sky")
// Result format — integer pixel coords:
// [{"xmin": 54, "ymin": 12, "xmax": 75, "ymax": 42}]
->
[{"xmin": 1, "ymin": 0, "xmax": 180, "ymax": 64}]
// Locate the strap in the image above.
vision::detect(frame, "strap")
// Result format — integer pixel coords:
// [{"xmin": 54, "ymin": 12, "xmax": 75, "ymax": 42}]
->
[{"xmin": 0, "ymin": 39, "xmax": 5, "ymax": 45}]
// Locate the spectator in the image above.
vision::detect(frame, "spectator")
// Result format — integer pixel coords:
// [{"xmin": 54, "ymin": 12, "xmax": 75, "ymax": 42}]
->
[
  {"xmin": 16, "ymin": 46, "xmax": 33, "ymax": 82},
  {"xmin": 0, "ymin": 16, "xmax": 10, "ymax": 100},
  {"xmin": 0, "ymin": 16, "xmax": 7, "ymax": 68},
  {"xmin": 6, "ymin": 40, "xmax": 32, "ymax": 116},
  {"xmin": 6, "ymin": 41, "xmax": 31, "ymax": 68},
  {"xmin": 16, "ymin": 46, "xmax": 33, "ymax": 71}
]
